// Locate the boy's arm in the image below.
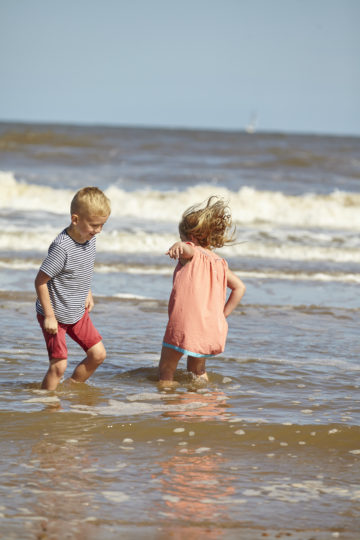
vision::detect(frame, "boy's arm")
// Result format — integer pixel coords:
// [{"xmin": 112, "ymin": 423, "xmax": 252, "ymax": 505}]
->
[
  {"xmin": 85, "ymin": 290, "xmax": 94, "ymax": 312},
  {"xmin": 35, "ymin": 270, "xmax": 58, "ymax": 334},
  {"xmin": 224, "ymin": 269, "xmax": 246, "ymax": 318},
  {"xmin": 166, "ymin": 241, "xmax": 195, "ymax": 263}
]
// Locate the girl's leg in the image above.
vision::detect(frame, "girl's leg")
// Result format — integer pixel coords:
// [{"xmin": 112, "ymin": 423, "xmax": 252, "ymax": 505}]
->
[
  {"xmin": 187, "ymin": 356, "xmax": 208, "ymax": 381},
  {"xmin": 41, "ymin": 358, "xmax": 67, "ymax": 390},
  {"xmin": 70, "ymin": 341, "xmax": 106, "ymax": 383},
  {"xmin": 158, "ymin": 346, "xmax": 183, "ymax": 383}
]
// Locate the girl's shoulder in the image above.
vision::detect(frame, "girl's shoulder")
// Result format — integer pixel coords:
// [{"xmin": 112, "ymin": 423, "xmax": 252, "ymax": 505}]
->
[{"xmin": 195, "ymin": 246, "xmax": 227, "ymax": 265}]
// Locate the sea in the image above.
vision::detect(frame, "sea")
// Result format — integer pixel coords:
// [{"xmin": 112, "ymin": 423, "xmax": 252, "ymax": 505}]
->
[{"xmin": 0, "ymin": 122, "xmax": 359, "ymax": 539}]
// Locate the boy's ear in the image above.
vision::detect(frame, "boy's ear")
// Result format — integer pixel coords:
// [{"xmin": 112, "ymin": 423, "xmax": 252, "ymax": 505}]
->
[{"xmin": 71, "ymin": 213, "xmax": 79, "ymax": 225}]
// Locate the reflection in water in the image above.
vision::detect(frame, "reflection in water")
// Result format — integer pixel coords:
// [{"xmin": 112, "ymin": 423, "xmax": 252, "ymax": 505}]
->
[
  {"xmin": 27, "ymin": 437, "xmax": 99, "ymax": 539},
  {"xmin": 163, "ymin": 388, "xmax": 230, "ymax": 421},
  {"xmin": 155, "ymin": 390, "xmax": 238, "ymax": 536}
]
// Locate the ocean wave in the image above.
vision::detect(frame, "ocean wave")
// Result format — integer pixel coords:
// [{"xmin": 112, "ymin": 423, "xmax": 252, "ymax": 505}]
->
[
  {"xmin": 0, "ymin": 171, "xmax": 73, "ymax": 214},
  {"xmin": 113, "ymin": 292, "xmax": 156, "ymax": 301},
  {"xmin": 2, "ymin": 171, "xmax": 360, "ymax": 230},
  {"xmin": 0, "ymin": 256, "xmax": 359, "ymax": 284},
  {"xmin": 96, "ymin": 263, "xmax": 360, "ymax": 284},
  {"xmin": 1, "ymin": 228, "xmax": 360, "ymax": 264}
]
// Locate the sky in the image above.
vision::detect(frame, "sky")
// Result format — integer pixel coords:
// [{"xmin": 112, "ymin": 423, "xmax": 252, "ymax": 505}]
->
[{"xmin": 0, "ymin": 0, "xmax": 359, "ymax": 135}]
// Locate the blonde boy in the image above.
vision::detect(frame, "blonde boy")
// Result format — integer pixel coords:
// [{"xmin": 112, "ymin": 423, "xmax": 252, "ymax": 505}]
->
[{"xmin": 35, "ymin": 187, "xmax": 111, "ymax": 390}]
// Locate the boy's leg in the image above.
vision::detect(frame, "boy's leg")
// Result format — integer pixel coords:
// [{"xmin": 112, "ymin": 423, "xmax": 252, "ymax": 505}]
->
[
  {"xmin": 37, "ymin": 314, "xmax": 68, "ymax": 390},
  {"xmin": 159, "ymin": 346, "xmax": 183, "ymax": 383},
  {"xmin": 187, "ymin": 355, "xmax": 208, "ymax": 381},
  {"xmin": 67, "ymin": 310, "xmax": 105, "ymax": 384},
  {"xmin": 41, "ymin": 358, "xmax": 68, "ymax": 390},
  {"xmin": 70, "ymin": 341, "xmax": 106, "ymax": 383}
]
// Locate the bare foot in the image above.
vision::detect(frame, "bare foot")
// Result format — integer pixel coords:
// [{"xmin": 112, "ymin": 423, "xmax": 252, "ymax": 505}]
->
[
  {"xmin": 63, "ymin": 377, "xmax": 83, "ymax": 387},
  {"xmin": 188, "ymin": 372, "xmax": 209, "ymax": 387},
  {"xmin": 158, "ymin": 380, "xmax": 179, "ymax": 390},
  {"xmin": 190, "ymin": 371, "xmax": 208, "ymax": 382}
]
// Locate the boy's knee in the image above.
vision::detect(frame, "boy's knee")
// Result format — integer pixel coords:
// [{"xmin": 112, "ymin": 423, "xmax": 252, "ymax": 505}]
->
[
  {"xmin": 50, "ymin": 358, "xmax": 67, "ymax": 378},
  {"xmin": 97, "ymin": 348, "xmax": 106, "ymax": 365},
  {"xmin": 87, "ymin": 343, "xmax": 106, "ymax": 365}
]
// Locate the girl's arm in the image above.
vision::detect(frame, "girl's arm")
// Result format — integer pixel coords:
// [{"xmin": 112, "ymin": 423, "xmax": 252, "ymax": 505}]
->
[
  {"xmin": 224, "ymin": 269, "xmax": 246, "ymax": 318},
  {"xmin": 35, "ymin": 270, "xmax": 58, "ymax": 334},
  {"xmin": 166, "ymin": 241, "xmax": 195, "ymax": 264}
]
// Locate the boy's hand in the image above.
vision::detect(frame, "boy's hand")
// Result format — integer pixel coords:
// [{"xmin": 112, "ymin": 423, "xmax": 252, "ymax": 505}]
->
[
  {"xmin": 85, "ymin": 291, "xmax": 94, "ymax": 312},
  {"xmin": 44, "ymin": 316, "xmax": 58, "ymax": 335}
]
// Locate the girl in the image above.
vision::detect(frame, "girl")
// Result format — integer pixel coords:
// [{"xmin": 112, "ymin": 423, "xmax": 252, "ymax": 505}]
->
[{"xmin": 159, "ymin": 196, "xmax": 246, "ymax": 385}]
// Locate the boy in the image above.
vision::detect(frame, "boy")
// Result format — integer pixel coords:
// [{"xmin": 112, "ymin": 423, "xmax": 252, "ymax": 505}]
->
[{"xmin": 35, "ymin": 186, "xmax": 111, "ymax": 390}]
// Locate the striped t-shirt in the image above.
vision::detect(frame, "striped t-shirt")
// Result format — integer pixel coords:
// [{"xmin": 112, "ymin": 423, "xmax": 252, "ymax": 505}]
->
[{"xmin": 36, "ymin": 229, "xmax": 96, "ymax": 324}]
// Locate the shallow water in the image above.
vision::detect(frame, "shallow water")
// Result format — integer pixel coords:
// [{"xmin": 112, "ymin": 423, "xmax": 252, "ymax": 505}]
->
[
  {"xmin": 1, "ymin": 293, "xmax": 359, "ymax": 538},
  {"xmin": 0, "ymin": 123, "xmax": 359, "ymax": 538}
]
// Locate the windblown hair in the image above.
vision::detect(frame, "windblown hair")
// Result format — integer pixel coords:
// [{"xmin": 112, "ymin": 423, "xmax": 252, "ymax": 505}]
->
[
  {"xmin": 179, "ymin": 196, "xmax": 235, "ymax": 249},
  {"xmin": 71, "ymin": 187, "xmax": 111, "ymax": 216}
]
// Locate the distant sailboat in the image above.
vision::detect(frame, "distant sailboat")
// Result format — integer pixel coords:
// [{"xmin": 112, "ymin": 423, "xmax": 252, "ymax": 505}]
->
[{"xmin": 245, "ymin": 112, "xmax": 258, "ymax": 134}]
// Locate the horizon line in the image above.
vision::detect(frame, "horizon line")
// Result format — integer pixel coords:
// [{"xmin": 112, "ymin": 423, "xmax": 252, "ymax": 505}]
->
[{"xmin": 0, "ymin": 118, "xmax": 359, "ymax": 139}]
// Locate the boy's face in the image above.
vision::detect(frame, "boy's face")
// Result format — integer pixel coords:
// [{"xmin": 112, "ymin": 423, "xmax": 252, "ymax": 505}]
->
[{"xmin": 70, "ymin": 212, "xmax": 109, "ymax": 243}]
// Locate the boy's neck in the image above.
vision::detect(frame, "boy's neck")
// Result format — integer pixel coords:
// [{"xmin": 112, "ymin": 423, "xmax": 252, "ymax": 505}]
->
[{"xmin": 66, "ymin": 224, "xmax": 87, "ymax": 244}]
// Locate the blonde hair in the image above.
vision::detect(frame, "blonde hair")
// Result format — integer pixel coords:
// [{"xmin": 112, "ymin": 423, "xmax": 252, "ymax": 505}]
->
[
  {"xmin": 71, "ymin": 187, "xmax": 111, "ymax": 216},
  {"xmin": 179, "ymin": 196, "xmax": 235, "ymax": 249}
]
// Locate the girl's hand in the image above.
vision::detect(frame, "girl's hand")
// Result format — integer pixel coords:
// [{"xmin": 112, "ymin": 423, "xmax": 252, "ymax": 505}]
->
[
  {"xmin": 166, "ymin": 241, "xmax": 194, "ymax": 260},
  {"xmin": 166, "ymin": 241, "xmax": 186, "ymax": 259}
]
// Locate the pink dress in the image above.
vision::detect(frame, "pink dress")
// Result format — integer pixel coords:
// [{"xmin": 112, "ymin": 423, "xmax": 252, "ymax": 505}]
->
[{"xmin": 163, "ymin": 244, "xmax": 228, "ymax": 357}]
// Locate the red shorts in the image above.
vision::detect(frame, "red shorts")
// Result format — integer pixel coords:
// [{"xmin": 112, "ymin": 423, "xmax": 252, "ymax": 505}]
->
[{"xmin": 37, "ymin": 309, "xmax": 102, "ymax": 360}]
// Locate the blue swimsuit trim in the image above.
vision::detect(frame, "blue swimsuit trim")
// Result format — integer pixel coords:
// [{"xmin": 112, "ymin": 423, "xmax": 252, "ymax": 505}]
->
[{"xmin": 162, "ymin": 342, "xmax": 214, "ymax": 358}]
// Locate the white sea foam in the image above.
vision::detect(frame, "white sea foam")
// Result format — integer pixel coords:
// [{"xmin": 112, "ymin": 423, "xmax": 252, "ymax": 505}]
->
[
  {"xmin": 257, "ymin": 269, "xmax": 360, "ymax": 283},
  {"xmin": 96, "ymin": 264, "xmax": 171, "ymax": 275},
  {"xmin": 126, "ymin": 393, "xmax": 166, "ymax": 401},
  {"xmin": 0, "ymin": 259, "xmax": 40, "ymax": 271},
  {"xmin": 243, "ymin": 480, "xmax": 360, "ymax": 503},
  {"xmin": 2, "ymin": 227, "xmax": 360, "ymax": 266},
  {"xmin": 102, "ymin": 491, "xmax": 130, "ymax": 503},
  {"xmin": 113, "ymin": 293, "xmax": 155, "ymax": 301},
  {"xmin": 116, "ymin": 266, "xmax": 360, "ymax": 284},
  {"xmin": 107, "ymin": 183, "xmax": 360, "ymax": 230},
  {"xmin": 70, "ymin": 398, "xmax": 206, "ymax": 416},
  {"xmin": 274, "ymin": 356, "xmax": 360, "ymax": 372},
  {"xmin": 0, "ymin": 228, "xmax": 67, "ymax": 252},
  {"xmin": 3, "ymin": 173, "xmax": 360, "ymax": 271},
  {"xmin": 0, "ymin": 172, "xmax": 72, "ymax": 214},
  {"xmin": 3, "ymin": 172, "xmax": 360, "ymax": 229},
  {"xmin": 23, "ymin": 396, "xmax": 60, "ymax": 404},
  {"xmin": 231, "ymin": 241, "xmax": 360, "ymax": 263}
]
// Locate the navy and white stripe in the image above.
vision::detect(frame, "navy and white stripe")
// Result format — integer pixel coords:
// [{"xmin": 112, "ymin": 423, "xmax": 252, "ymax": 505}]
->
[{"xmin": 36, "ymin": 229, "xmax": 96, "ymax": 324}]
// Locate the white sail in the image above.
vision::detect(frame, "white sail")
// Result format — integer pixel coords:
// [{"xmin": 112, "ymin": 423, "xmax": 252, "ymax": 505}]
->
[{"xmin": 245, "ymin": 112, "xmax": 258, "ymax": 133}]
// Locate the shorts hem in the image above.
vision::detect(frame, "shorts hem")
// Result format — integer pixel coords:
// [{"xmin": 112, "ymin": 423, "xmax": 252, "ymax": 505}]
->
[{"xmin": 85, "ymin": 337, "xmax": 102, "ymax": 352}]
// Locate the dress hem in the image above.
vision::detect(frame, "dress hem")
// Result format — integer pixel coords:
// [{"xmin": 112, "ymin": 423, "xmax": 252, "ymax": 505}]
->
[{"xmin": 162, "ymin": 342, "xmax": 215, "ymax": 358}]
